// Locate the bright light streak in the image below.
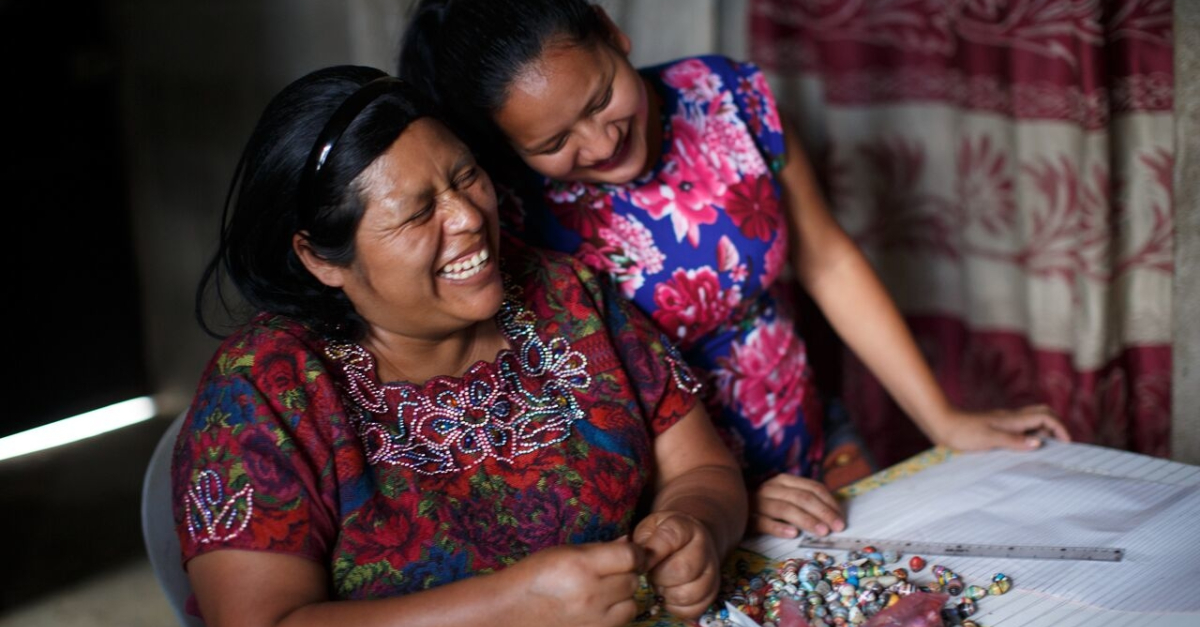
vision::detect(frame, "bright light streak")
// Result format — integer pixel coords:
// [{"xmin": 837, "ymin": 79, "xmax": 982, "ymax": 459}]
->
[{"xmin": 0, "ymin": 397, "xmax": 159, "ymax": 462}]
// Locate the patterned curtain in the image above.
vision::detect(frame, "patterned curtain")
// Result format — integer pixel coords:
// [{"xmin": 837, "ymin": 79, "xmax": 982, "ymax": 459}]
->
[{"xmin": 749, "ymin": 0, "xmax": 1174, "ymax": 467}]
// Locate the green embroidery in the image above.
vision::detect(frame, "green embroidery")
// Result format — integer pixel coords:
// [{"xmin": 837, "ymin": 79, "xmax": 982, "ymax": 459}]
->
[
  {"xmin": 377, "ymin": 472, "xmax": 411, "ymax": 498},
  {"xmin": 417, "ymin": 495, "xmax": 439, "ymax": 518},
  {"xmin": 279, "ymin": 388, "xmax": 307, "ymax": 411},
  {"xmin": 469, "ymin": 471, "xmax": 509, "ymax": 499},
  {"xmin": 496, "ymin": 509, "xmax": 518, "ymax": 528},
  {"xmin": 336, "ymin": 559, "xmax": 399, "ymax": 595}
]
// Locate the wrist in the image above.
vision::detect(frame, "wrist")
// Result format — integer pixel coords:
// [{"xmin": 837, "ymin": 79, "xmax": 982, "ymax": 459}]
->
[{"xmin": 917, "ymin": 405, "xmax": 961, "ymax": 445}]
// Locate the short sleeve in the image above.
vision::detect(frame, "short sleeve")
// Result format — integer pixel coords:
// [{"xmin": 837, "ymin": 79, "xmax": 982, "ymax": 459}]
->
[
  {"xmin": 724, "ymin": 57, "xmax": 787, "ymax": 174},
  {"xmin": 171, "ymin": 326, "xmax": 339, "ymax": 566}
]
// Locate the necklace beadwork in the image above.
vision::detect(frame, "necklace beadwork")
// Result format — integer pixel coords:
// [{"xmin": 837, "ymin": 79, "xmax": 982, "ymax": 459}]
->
[{"xmin": 326, "ymin": 284, "xmax": 593, "ymax": 476}]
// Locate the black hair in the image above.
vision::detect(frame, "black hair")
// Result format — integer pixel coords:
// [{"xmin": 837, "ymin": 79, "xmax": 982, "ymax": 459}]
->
[
  {"xmin": 196, "ymin": 65, "xmax": 431, "ymax": 340},
  {"xmin": 397, "ymin": 0, "xmax": 607, "ymax": 171}
]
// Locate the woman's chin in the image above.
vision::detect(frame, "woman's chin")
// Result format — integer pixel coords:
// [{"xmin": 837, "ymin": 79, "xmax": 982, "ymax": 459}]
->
[
  {"xmin": 438, "ymin": 261, "xmax": 505, "ymax": 318},
  {"xmin": 586, "ymin": 140, "xmax": 650, "ymax": 185}
]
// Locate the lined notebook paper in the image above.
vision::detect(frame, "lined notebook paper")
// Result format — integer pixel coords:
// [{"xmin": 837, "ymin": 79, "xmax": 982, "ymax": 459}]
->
[{"xmin": 743, "ymin": 441, "xmax": 1200, "ymax": 626}]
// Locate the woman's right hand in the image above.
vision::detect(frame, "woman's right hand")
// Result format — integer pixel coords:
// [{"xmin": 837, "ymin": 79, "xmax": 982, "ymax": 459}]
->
[
  {"xmin": 513, "ymin": 538, "xmax": 647, "ymax": 627},
  {"xmin": 751, "ymin": 473, "xmax": 846, "ymax": 539},
  {"xmin": 189, "ymin": 536, "xmax": 648, "ymax": 627}
]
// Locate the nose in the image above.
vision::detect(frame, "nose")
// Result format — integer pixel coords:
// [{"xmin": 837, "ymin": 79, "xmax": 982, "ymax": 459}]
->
[
  {"xmin": 578, "ymin": 119, "xmax": 619, "ymax": 165},
  {"xmin": 441, "ymin": 190, "xmax": 485, "ymax": 234}
]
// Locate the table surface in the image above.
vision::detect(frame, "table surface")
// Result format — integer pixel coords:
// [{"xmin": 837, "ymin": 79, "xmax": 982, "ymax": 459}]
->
[{"xmin": 633, "ymin": 443, "xmax": 1200, "ymax": 627}]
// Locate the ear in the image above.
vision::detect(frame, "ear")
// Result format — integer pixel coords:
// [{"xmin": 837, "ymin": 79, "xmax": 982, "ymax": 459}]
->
[
  {"xmin": 293, "ymin": 232, "xmax": 347, "ymax": 289},
  {"xmin": 592, "ymin": 5, "xmax": 632, "ymax": 56}
]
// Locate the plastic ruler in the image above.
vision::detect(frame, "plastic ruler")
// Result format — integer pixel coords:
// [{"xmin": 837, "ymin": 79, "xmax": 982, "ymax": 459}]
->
[{"xmin": 796, "ymin": 535, "xmax": 1124, "ymax": 562}]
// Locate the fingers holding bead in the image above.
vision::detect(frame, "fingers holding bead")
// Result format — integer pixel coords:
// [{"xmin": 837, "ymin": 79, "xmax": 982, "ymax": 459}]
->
[
  {"xmin": 637, "ymin": 514, "xmax": 704, "ymax": 583},
  {"xmin": 603, "ymin": 596, "xmax": 640, "ymax": 626},
  {"xmin": 591, "ymin": 536, "xmax": 646, "ymax": 575},
  {"xmin": 633, "ymin": 511, "xmax": 722, "ymax": 618},
  {"xmin": 657, "ymin": 559, "xmax": 720, "ymax": 619},
  {"xmin": 633, "ymin": 512, "xmax": 691, "ymax": 572}
]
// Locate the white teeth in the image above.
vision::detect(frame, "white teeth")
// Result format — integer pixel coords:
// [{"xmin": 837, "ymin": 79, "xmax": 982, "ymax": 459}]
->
[{"xmin": 439, "ymin": 248, "xmax": 489, "ymax": 280}]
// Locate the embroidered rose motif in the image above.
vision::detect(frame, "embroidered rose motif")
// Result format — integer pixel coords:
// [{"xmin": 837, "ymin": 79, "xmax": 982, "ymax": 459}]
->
[
  {"xmin": 259, "ymin": 353, "xmax": 302, "ymax": 406},
  {"xmin": 349, "ymin": 494, "xmax": 436, "ymax": 568}
]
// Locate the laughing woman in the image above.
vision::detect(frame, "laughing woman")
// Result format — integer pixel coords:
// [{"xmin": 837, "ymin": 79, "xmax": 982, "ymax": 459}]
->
[{"xmin": 174, "ymin": 65, "xmax": 746, "ymax": 627}]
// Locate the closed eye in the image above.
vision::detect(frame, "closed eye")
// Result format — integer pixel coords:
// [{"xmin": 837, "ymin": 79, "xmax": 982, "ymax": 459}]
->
[
  {"xmin": 454, "ymin": 166, "xmax": 479, "ymax": 188},
  {"xmin": 534, "ymin": 136, "xmax": 568, "ymax": 156},
  {"xmin": 405, "ymin": 202, "xmax": 435, "ymax": 225},
  {"xmin": 529, "ymin": 83, "xmax": 610, "ymax": 156},
  {"xmin": 589, "ymin": 85, "xmax": 613, "ymax": 115}
]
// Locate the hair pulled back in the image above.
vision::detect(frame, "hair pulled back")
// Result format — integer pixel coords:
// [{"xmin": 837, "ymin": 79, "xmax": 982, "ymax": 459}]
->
[
  {"xmin": 397, "ymin": 0, "xmax": 606, "ymax": 167},
  {"xmin": 196, "ymin": 65, "xmax": 430, "ymax": 340}
]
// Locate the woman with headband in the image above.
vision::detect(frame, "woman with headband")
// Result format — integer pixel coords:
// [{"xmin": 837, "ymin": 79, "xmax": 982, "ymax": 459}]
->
[{"xmin": 174, "ymin": 65, "xmax": 746, "ymax": 626}]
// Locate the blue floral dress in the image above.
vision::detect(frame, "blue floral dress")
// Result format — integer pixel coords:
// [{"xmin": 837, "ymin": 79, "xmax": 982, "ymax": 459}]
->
[{"xmin": 508, "ymin": 55, "xmax": 825, "ymax": 484}]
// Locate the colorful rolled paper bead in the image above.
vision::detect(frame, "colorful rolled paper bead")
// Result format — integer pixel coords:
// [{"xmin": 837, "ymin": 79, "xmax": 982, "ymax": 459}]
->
[{"xmin": 696, "ymin": 545, "xmax": 1014, "ymax": 627}]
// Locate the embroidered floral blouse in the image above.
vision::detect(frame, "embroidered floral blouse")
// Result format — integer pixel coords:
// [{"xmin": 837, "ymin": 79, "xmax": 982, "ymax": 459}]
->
[
  {"xmin": 508, "ymin": 56, "xmax": 825, "ymax": 484},
  {"xmin": 172, "ymin": 241, "xmax": 699, "ymax": 600}
]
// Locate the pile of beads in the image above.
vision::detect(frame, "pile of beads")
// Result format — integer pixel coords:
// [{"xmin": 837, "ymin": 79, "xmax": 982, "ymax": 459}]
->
[{"xmin": 697, "ymin": 547, "xmax": 1013, "ymax": 627}]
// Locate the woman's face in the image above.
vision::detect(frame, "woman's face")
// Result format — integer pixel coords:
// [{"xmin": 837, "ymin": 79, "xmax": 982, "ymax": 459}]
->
[
  {"xmin": 320, "ymin": 119, "xmax": 503, "ymax": 341},
  {"xmin": 493, "ymin": 37, "xmax": 653, "ymax": 186}
]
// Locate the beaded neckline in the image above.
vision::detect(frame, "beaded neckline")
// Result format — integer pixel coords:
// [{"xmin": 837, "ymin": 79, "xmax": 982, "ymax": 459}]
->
[{"xmin": 324, "ymin": 280, "xmax": 594, "ymax": 475}]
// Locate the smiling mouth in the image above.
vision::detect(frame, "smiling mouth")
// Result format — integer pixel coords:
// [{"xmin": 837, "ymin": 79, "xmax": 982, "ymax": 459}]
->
[
  {"xmin": 589, "ymin": 132, "xmax": 630, "ymax": 172},
  {"xmin": 438, "ymin": 248, "xmax": 490, "ymax": 280}
]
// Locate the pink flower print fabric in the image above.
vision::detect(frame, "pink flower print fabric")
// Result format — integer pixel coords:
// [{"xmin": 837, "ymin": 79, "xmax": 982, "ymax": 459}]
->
[
  {"xmin": 516, "ymin": 56, "xmax": 825, "ymax": 483},
  {"xmin": 716, "ymin": 318, "xmax": 820, "ymax": 448}
]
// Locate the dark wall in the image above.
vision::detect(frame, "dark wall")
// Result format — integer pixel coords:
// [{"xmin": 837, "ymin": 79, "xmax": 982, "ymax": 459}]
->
[
  {"xmin": 0, "ymin": 0, "xmax": 157, "ymax": 612},
  {"xmin": 3, "ymin": 1, "xmax": 149, "ymax": 437},
  {"xmin": 0, "ymin": 0, "xmax": 390, "ymax": 609}
]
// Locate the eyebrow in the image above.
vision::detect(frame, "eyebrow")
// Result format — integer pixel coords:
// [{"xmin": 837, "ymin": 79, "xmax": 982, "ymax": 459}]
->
[{"xmin": 521, "ymin": 59, "xmax": 616, "ymax": 155}]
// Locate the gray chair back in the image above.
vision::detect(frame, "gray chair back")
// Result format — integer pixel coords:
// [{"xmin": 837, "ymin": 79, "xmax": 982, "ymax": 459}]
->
[{"xmin": 140, "ymin": 412, "xmax": 204, "ymax": 627}]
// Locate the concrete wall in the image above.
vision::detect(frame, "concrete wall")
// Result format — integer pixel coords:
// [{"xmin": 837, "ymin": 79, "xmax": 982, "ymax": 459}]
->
[
  {"xmin": 112, "ymin": 0, "xmax": 741, "ymax": 417},
  {"xmin": 111, "ymin": 0, "xmax": 416, "ymax": 415},
  {"xmin": 599, "ymin": 0, "xmax": 746, "ymax": 66}
]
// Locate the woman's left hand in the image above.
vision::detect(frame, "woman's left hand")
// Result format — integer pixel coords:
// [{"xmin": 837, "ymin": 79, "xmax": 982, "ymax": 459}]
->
[
  {"xmin": 930, "ymin": 405, "xmax": 1071, "ymax": 452},
  {"xmin": 632, "ymin": 510, "xmax": 721, "ymax": 619}
]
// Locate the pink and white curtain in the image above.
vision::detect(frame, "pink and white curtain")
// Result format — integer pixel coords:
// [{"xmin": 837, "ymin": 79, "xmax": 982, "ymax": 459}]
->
[{"xmin": 749, "ymin": 0, "xmax": 1174, "ymax": 466}]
